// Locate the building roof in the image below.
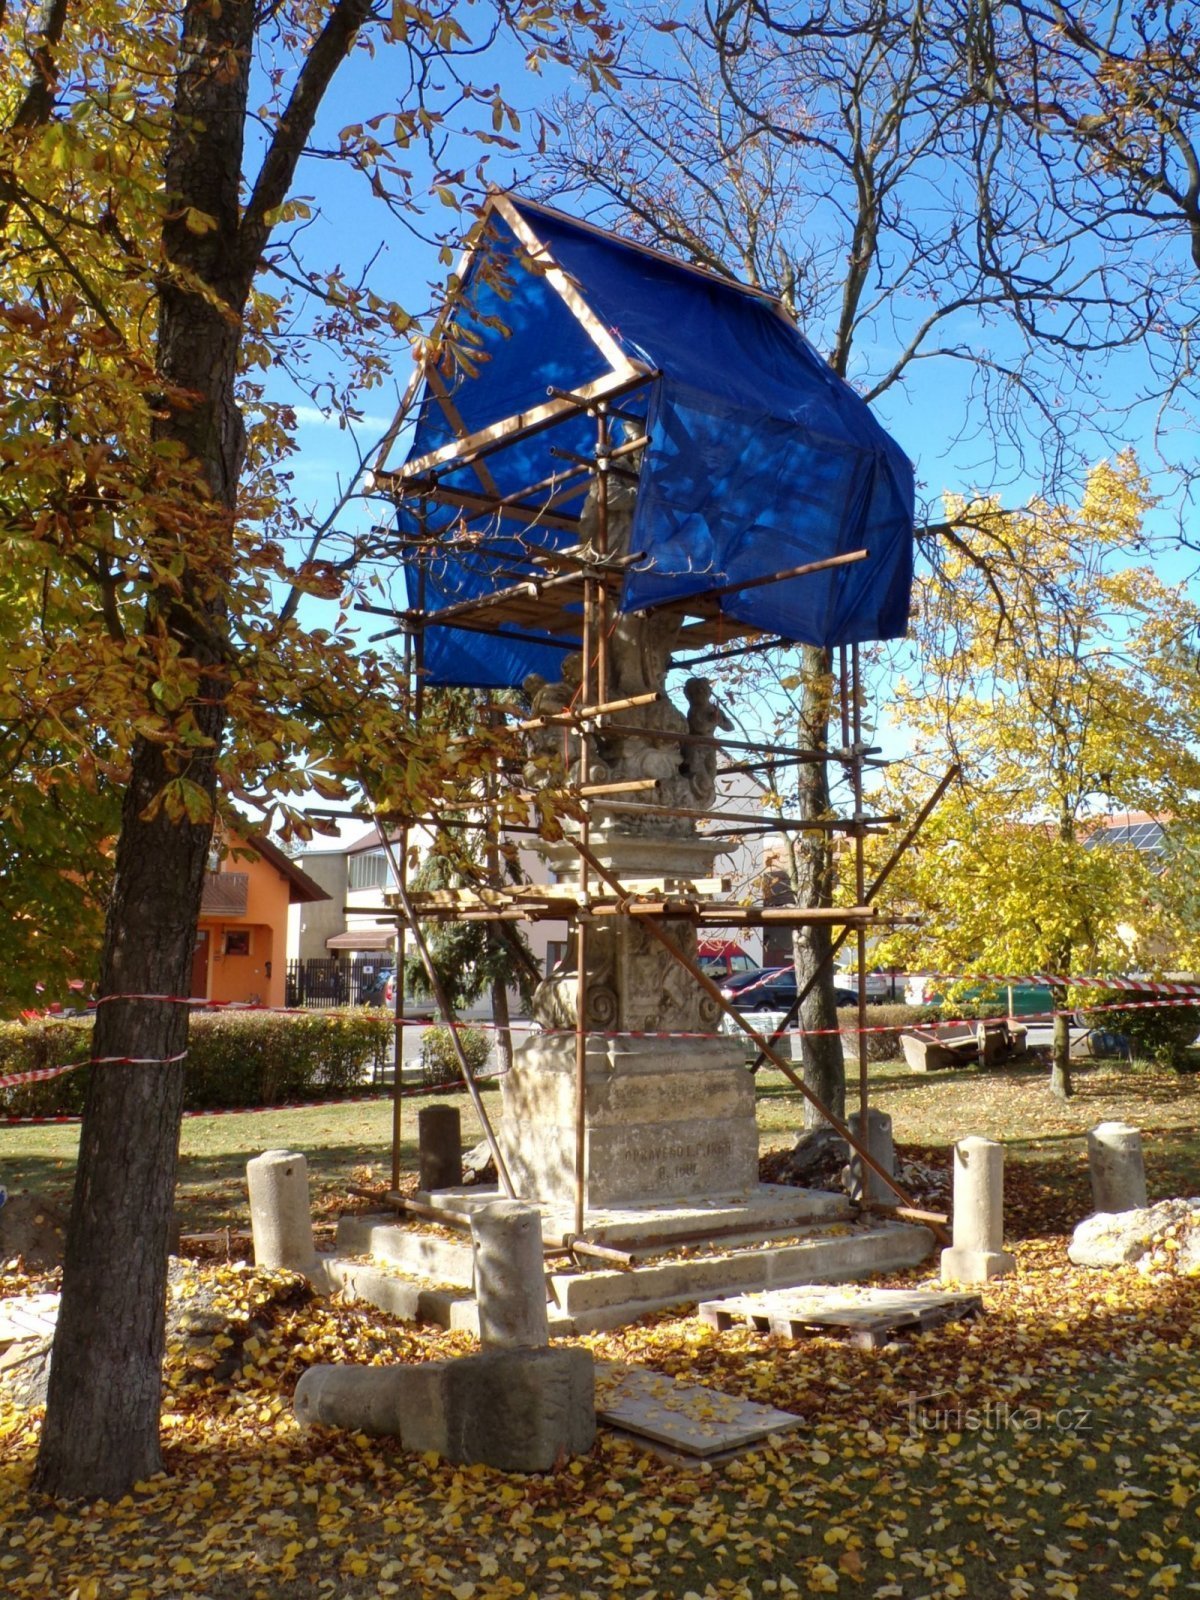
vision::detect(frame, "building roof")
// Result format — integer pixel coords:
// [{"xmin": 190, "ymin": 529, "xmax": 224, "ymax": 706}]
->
[{"xmin": 236, "ymin": 832, "xmax": 331, "ymax": 904}]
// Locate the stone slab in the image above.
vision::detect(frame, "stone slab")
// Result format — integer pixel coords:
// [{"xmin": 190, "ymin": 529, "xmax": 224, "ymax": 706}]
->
[
  {"xmin": 549, "ymin": 1222, "xmax": 934, "ymax": 1315},
  {"xmin": 0, "ymin": 1293, "xmax": 60, "ymax": 1347},
  {"xmin": 416, "ymin": 1183, "xmax": 851, "ymax": 1243},
  {"xmin": 320, "ymin": 1257, "xmax": 425, "ymax": 1321},
  {"xmin": 400, "ymin": 1222, "xmax": 934, "ymax": 1337},
  {"xmin": 336, "ymin": 1214, "xmax": 475, "ymax": 1287},
  {"xmin": 699, "ymin": 1285, "xmax": 982, "ymax": 1348},
  {"xmin": 594, "ymin": 1361, "xmax": 802, "ymax": 1458}
]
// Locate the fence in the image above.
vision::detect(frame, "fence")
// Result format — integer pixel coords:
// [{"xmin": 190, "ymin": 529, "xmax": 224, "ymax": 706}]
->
[{"xmin": 284, "ymin": 955, "xmax": 387, "ymax": 1009}]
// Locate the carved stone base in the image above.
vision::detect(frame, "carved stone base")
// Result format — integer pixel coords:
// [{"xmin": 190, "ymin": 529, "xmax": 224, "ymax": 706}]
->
[{"xmin": 499, "ymin": 1035, "xmax": 758, "ymax": 1210}]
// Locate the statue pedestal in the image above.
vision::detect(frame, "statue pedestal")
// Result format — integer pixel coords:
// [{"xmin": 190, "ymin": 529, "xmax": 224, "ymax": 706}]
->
[{"xmin": 499, "ymin": 1034, "xmax": 757, "ymax": 1210}]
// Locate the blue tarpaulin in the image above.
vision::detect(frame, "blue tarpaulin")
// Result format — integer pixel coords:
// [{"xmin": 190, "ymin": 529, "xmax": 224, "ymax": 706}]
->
[{"xmin": 390, "ymin": 196, "xmax": 914, "ymax": 687}]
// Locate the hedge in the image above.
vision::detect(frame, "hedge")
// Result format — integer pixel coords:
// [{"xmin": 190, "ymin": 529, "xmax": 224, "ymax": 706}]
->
[
  {"xmin": 1077, "ymin": 990, "xmax": 1200, "ymax": 1071},
  {"xmin": 419, "ymin": 1024, "xmax": 493, "ymax": 1085},
  {"xmin": 0, "ymin": 1009, "xmax": 394, "ymax": 1118}
]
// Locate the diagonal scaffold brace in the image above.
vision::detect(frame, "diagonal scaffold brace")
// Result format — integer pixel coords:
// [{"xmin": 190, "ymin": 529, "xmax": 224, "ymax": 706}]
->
[{"xmin": 563, "ymin": 833, "xmax": 952, "ymax": 1248}]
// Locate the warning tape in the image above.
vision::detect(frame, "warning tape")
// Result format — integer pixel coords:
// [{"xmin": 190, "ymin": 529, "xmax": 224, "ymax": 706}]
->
[
  {"xmin": 8, "ymin": 977, "xmax": 1200, "ymax": 1108},
  {"xmin": 0, "ymin": 1050, "xmax": 189, "ymax": 1091},
  {"xmin": 918, "ymin": 971, "xmax": 1200, "ymax": 997}
]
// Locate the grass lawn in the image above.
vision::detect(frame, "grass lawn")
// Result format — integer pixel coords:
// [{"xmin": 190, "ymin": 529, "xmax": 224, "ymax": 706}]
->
[
  {"xmin": 2, "ymin": 1058, "xmax": 1199, "ymax": 1598},
  {"xmin": 4, "ymin": 1056, "xmax": 1198, "ymax": 1234}
]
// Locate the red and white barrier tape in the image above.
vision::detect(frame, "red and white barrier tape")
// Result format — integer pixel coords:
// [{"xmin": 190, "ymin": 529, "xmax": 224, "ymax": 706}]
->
[
  {"xmin": 0, "ymin": 1050, "xmax": 188, "ymax": 1091},
  {"xmin": 918, "ymin": 971, "xmax": 1200, "ymax": 997},
  {"xmin": 7, "ymin": 979, "xmax": 1200, "ymax": 1110}
]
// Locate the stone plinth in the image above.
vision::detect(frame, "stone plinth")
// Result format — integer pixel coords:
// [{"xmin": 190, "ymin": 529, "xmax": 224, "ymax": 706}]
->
[{"xmin": 499, "ymin": 1034, "xmax": 757, "ymax": 1210}]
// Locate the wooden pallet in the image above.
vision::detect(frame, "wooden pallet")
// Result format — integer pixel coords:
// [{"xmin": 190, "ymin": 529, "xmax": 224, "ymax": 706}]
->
[{"xmin": 698, "ymin": 1286, "xmax": 982, "ymax": 1349}]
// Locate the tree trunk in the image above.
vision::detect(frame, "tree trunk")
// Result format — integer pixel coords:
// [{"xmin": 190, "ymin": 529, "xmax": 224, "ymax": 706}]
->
[
  {"xmin": 1050, "ymin": 981, "xmax": 1074, "ymax": 1099},
  {"xmin": 33, "ymin": 0, "xmax": 254, "ymax": 1500},
  {"xmin": 790, "ymin": 645, "xmax": 845, "ymax": 1129},
  {"xmin": 32, "ymin": 742, "xmax": 218, "ymax": 1499},
  {"xmin": 491, "ymin": 975, "xmax": 513, "ymax": 1077}
]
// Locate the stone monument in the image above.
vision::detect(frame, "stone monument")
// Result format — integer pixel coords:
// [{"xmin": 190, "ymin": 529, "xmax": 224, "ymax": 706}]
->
[{"xmin": 498, "ymin": 441, "xmax": 758, "ymax": 1211}]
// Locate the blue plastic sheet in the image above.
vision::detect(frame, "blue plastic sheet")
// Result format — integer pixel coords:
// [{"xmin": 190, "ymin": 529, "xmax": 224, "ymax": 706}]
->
[{"xmin": 393, "ymin": 199, "xmax": 914, "ymax": 686}]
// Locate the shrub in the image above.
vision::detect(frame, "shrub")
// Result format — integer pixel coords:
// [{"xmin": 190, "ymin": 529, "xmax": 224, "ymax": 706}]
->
[
  {"xmin": 0, "ymin": 1019, "xmax": 93, "ymax": 1118},
  {"xmin": 0, "ymin": 1008, "xmax": 394, "ymax": 1118},
  {"xmin": 841, "ymin": 1003, "xmax": 939, "ymax": 1063},
  {"xmin": 1077, "ymin": 990, "xmax": 1200, "ymax": 1071},
  {"xmin": 419, "ymin": 1023, "xmax": 492, "ymax": 1086}
]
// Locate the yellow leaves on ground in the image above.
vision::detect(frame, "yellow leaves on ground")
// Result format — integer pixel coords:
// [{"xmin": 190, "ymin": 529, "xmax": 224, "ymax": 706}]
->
[{"xmin": 2, "ymin": 1234, "xmax": 1199, "ymax": 1600}]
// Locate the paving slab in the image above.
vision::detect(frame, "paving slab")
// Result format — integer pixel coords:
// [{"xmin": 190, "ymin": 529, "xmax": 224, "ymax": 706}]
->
[{"xmin": 594, "ymin": 1360, "xmax": 803, "ymax": 1458}]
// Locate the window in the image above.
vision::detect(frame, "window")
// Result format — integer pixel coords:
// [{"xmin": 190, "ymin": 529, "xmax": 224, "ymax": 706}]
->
[
  {"xmin": 545, "ymin": 940, "xmax": 568, "ymax": 976},
  {"xmin": 224, "ymin": 929, "xmax": 251, "ymax": 956},
  {"xmin": 348, "ymin": 849, "xmax": 390, "ymax": 891}
]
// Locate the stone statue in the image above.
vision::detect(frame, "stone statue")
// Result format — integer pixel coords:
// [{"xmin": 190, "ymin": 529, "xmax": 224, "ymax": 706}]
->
[{"xmin": 682, "ymin": 677, "xmax": 735, "ymax": 808}]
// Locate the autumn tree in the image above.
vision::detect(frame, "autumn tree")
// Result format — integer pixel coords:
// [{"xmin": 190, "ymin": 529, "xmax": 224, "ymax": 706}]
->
[
  {"xmin": 875, "ymin": 455, "xmax": 1200, "ymax": 1097},
  {"xmin": 543, "ymin": 0, "xmax": 1159, "ymax": 1124},
  {"xmin": 1, "ymin": 0, "xmax": 610, "ymax": 1500}
]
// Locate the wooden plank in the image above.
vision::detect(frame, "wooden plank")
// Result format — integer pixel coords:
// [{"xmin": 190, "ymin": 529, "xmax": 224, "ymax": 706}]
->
[
  {"xmin": 424, "ymin": 366, "xmax": 501, "ymax": 498},
  {"xmin": 510, "ymin": 193, "xmax": 785, "ymax": 308},
  {"xmin": 394, "ymin": 369, "xmax": 645, "ymax": 483},
  {"xmin": 699, "ymin": 1288, "xmax": 982, "ymax": 1347},
  {"xmin": 491, "ymin": 193, "xmax": 640, "ymax": 375}
]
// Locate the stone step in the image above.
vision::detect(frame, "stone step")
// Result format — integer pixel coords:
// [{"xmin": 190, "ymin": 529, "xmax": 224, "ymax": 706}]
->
[
  {"xmin": 326, "ymin": 1221, "xmax": 933, "ymax": 1338},
  {"xmin": 547, "ymin": 1221, "xmax": 933, "ymax": 1316},
  {"xmin": 417, "ymin": 1182, "xmax": 853, "ymax": 1244},
  {"xmin": 335, "ymin": 1214, "xmax": 475, "ymax": 1287}
]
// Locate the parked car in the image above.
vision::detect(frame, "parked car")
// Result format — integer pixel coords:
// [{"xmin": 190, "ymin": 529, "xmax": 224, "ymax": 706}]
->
[
  {"xmin": 720, "ymin": 965, "xmax": 857, "ymax": 1011},
  {"xmin": 836, "ymin": 968, "xmax": 905, "ymax": 1003}
]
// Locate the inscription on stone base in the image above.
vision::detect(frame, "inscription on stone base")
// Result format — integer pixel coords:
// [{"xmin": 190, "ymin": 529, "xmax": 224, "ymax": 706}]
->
[{"xmin": 499, "ymin": 1036, "xmax": 758, "ymax": 1210}]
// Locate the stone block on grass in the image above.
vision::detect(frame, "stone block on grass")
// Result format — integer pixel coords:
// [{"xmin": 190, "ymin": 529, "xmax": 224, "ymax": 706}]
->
[{"xmin": 294, "ymin": 1345, "xmax": 595, "ymax": 1472}]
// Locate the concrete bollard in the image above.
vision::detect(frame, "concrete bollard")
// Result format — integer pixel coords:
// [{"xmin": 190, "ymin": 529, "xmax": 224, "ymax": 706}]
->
[
  {"xmin": 941, "ymin": 1136, "xmax": 1015, "ymax": 1284},
  {"xmin": 247, "ymin": 1149, "xmax": 316, "ymax": 1272},
  {"xmin": 1087, "ymin": 1122, "xmax": 1148, "ymax": 1213},
  {"xmin": 419, "ymin": 1104, "xmax": 463, "ymax": 1193},
  {"xmin": 844, "ymin": 1108, "xmax": 896, "ymax": 1205},
  {"xmin": 470, "ymin": 1200, "xmax": 549, "ymax": 1349}
]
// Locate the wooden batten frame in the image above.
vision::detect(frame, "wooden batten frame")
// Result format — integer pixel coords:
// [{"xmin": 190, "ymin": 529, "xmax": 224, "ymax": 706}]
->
[
  {"xmin": 491, "ymin": 192, "xmax": 634, "ymax": 374},
  {"xmin": 386, "ymin": 367, "xmax": 651, "ymax": 486}
]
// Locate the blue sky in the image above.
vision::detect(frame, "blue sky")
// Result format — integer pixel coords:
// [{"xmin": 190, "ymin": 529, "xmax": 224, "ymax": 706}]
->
[{"xmin": 251, "ymin": 5, "xmax": 1200, "ymax": 803}]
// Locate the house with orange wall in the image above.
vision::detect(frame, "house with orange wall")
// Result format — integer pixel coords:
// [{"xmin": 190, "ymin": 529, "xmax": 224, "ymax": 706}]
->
[{"xmin": 193, "ymin": 830, "xmax": 329, "ymax": 1009}]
